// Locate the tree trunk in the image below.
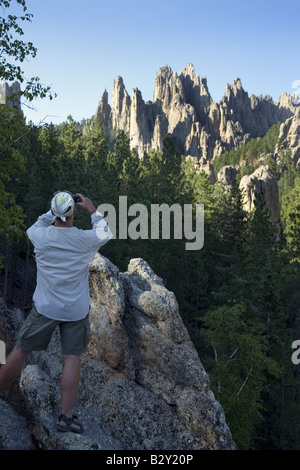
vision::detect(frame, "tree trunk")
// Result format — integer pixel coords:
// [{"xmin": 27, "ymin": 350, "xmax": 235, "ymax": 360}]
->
[
  {"xmin": 2, "ymin": 242, "xmax": 10, "ymax": 303},
  {"xmin": 21, "ymin": 240, "xmax": 30, "ymax": 312}
]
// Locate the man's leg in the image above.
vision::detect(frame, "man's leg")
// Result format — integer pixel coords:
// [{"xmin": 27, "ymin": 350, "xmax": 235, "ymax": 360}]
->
[
  {"xmin": 0, "ymin": 346, "xmax": 30, "ymax": 392},
  {"xmin": 59, "ymin": 354, "xmax": 82, "ymax": 431},
  {"xmin": 58, "ymin": 314, "xmax": 90, "ymax": 433},
  {"xmin": 2, "ymin": 305, "xmax": 57, "ymax": 394}
]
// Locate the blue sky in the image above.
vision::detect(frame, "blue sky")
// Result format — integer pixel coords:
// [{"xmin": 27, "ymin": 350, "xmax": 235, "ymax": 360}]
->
[{"xmin": 10, "ymin": 0, "xmax": 300, "ymax": 125}]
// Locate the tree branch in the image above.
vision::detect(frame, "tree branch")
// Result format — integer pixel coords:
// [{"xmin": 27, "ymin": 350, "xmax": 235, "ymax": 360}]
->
[
  {"xmin": 0, "ymin": 115, "xmax": 49, "ymax": 159},
  {"xmin": 237, "ymin": 367, "xmax": 253, "ymax": 397}
]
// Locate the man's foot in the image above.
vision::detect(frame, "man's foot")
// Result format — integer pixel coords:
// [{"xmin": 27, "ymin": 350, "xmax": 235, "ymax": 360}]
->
[{"xmin": 56, "ymin": 413, "xmax": 84, "ymax": 434}]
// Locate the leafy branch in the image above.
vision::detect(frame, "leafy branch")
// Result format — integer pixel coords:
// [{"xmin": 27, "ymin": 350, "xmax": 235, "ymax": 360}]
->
[{"xmin": 0, "ymin": 0, "xmax": 56, "ymax": 102}]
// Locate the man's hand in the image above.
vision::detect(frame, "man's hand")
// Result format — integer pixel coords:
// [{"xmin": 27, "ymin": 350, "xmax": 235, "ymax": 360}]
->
[{"xmin": 75, "ymin": 194, "xmax": 96, "ymax": 215}]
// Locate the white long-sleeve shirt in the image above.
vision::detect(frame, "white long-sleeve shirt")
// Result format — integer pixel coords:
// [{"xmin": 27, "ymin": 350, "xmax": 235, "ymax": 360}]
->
[{"xmin": 27, "ymin": 210, "xmax": 112, "ymax": 321}]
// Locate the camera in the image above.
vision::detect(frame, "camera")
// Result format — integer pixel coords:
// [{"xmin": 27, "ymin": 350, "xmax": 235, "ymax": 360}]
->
[{"xmin": 73, "ymin": 194, "xmax": 82, "ymax": 203}]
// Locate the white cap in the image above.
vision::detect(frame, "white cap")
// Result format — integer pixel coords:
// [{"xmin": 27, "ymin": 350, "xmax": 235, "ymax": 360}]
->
[{"xmin": 51, "ymin": 191, "xmax": 75, "ymax": 222}]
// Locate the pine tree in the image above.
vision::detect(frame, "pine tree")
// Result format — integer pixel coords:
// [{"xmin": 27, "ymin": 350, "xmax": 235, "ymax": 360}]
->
[
  {"xmin": 281, "ymin": 177, "xmax": 300, "ymax": 263},
  {"xmin": 199, "ymin": 183, "xmax": 285, "ymax": 449},
  {"xmin": 0, "ymin": 105, "xmax": 27, "ymax": 255},
  {"xmin": 202, "ymin": 303, "xmax": 280, "ymax": 449},
  {"xmin": 82, "ymin": 118, "xmax": 110, "ymax": 202}
]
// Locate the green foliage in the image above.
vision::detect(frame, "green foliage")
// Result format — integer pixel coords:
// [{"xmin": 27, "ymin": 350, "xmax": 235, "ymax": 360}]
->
[
  {"xmin": 0, "ymin": 105, "xmax": 27, "ymax": 248},
  {"xmin": 202, "ymin": 304, "xmax": 281, "ymax": 449},
  {"xmin": 281, "ymin": 177, "xmax": 300, "ymax": 263},
  {"xmin": 0, "ymin": 0, "xmax": 56, "ymax": 102}
]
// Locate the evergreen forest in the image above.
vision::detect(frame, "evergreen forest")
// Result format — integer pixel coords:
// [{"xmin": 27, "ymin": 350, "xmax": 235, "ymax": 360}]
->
[{"xmin": 1, "ymin": 106, "xmax": 300, "ymax": 450}]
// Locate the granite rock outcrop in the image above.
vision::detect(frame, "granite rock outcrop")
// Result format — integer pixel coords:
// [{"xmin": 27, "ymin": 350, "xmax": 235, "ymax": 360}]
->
[
  {"xmin": 0, "ymin": 256, "xmax": 235, "ymax": 450},
  {"xmin": 217, "ymin": 165, "xmax": 239, "ymax": 187},
  {"xmin": 275, "ymin": 110, "xmax": 300, "ymax": 166},
  {"xmin": 239, "ymin": 166, "xmax": 280, "ymax": 226}
]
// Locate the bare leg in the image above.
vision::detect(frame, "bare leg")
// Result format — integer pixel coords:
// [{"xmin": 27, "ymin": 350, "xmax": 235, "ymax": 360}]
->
[
  {"xmin": 59, "ymin": 354, "xmax": 81, "ymax": 430},
  {"xmin": 0, "ymin": 346, "xmax": 30, "ymax": 392}
]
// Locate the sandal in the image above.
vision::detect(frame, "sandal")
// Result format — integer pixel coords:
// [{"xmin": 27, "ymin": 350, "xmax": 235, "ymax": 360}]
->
[{"xmin": 56, "ymin": 413, "xmax": 84, "ymax": 434}]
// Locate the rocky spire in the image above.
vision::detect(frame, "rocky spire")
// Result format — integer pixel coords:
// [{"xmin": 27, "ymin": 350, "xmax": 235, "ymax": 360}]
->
[
  {"xmin": 111, "ymin": 76, "xmax": 131, "ymax": 133},
  {"xmin": 95, "ymin": 88, "xmax": 111, "ymax": 128},
  {"xmin": 129, "ymin": 88, "xmax": 152, "ymax": 156},
  {"xmin": 0, "ymin": 81, "xmax": 21, "ymax": 110}
]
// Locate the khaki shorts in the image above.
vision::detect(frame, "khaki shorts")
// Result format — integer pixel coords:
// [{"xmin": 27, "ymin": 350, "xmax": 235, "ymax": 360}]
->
[{"xmin": 17, "ymin": 304, "xmax": 91, "ymax": 355}]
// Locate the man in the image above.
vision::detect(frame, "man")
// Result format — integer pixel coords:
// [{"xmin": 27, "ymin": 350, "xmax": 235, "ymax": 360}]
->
[{"xmin": 0, "ymin": 191, "xmax": 112, "ymax": 434}]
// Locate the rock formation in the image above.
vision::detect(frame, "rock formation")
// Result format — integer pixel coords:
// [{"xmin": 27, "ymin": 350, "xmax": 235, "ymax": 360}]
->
[
  {"xmin": 186, "ymin": 155, "xmax": 216, "ymax": 184},
  {"xmin": 239, "ymin": 166, "xmax": 280, "ymax": 226},
  {"xmin": 0, "ymin": 81, "xmax": 21, "ymax": 110},
  {"xmin": 217, "ymin": 165, "xmax": 239, "ymax": 187},
  {"xmin": 0, "ymin": 256, "xmax": 235, "ymax": 450},
  {"xmin": 275, "ymin": 110, "xmax": 300, "ymax": 166},
  {"xmin": 96, "ymin": 64, "xmax": 297, "ymax": 159}
]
